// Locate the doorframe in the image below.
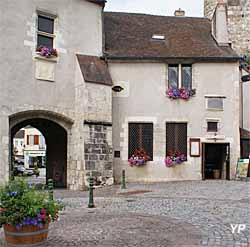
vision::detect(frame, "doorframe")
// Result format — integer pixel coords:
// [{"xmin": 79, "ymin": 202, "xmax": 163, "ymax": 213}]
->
[{"xmin": 202, "ymin": 142, "xmax": 230, "ymax": 180}]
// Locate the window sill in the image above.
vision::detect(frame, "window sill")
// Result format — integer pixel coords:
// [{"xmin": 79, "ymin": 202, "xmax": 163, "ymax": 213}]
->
[
  {"xmin": 206, "ymin": 108, "xmax": 223, "ymax": 112},
  {"xmin": 34, "ymin": 54, "xmax": 58, "ymax": 63}
]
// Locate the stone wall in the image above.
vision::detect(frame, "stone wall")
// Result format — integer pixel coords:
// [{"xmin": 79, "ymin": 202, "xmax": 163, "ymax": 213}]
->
[
  {"xmin": 204, "ymin": 0, "xmax": 250, "ymax": 55},
  {"xmin": 84, "ymin": 124, "xmax": 113, "ymax": 185},
  {"xmin": 227, "ymin": 1, "xmax": 250, "ymax": 55},
  {"xmin": 83, "ymin": 82, "xmax": 113, "ymax": 185}
]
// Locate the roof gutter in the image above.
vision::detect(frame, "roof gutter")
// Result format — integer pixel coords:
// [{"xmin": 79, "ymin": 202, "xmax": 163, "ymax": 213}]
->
[{"xmin": 104, "ymin": 55, "xmax": 240, "ymax": 63}]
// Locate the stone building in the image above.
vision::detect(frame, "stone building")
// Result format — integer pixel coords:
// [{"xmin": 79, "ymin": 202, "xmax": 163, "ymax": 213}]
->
[
  {"xmin": 0, "ymin": 0, "xmax": 113, "ymax": 189},
  {"xmin": 105, "ymin": 8, "xmax": 240, "ymax": 182},
  {"xmin": 0, "ymin": 1, "xmax": 242, "ymax": 188}
]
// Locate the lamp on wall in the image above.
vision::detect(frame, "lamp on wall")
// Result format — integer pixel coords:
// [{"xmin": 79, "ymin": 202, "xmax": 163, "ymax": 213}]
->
[{"xmin": 112, "ymin": 85, "xmax": 124, "ymax": 92}]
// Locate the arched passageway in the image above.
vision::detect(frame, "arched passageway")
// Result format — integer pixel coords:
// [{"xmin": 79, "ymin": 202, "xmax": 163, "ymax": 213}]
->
[{"xmin": 10, "ymin": 118, "xmax": 68, "ymax": 188}]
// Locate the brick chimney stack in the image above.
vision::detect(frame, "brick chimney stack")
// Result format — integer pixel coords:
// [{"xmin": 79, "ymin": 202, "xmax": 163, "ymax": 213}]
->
[{"xmin": 174, "ymin": 8, "xmax": 185, "ymax": 17}]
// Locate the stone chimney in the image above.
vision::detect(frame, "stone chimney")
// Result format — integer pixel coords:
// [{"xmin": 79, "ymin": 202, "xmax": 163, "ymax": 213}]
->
[
  {"xmin": 212, "ymin": 1, "xmax": 230, "ymax": 46},
  {"xmin": 174, "ymin": 8, "xmax": 185, "ymax": 17}
]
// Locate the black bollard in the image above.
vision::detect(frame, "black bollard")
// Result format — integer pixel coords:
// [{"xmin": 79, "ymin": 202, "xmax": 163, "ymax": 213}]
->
[
  {"xmin": 88, "ymin": 175, "xmax": 95, "ymax": 208},
  {"xmin": 121, "ymin": 169, "xmax": 126, "ymax": 189},
  {"xmin": 48, "ymin": 179, "xmax": 54, "ymax": 201}
]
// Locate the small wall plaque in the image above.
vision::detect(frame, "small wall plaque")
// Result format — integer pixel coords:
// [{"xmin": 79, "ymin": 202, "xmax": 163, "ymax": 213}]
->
[
  {"xmin": 190, "ymin": 138, "xmax": 200, "ymax": 157},
  {"xmin": 35, "ymin": 58, "xmax": 56, "ymax": 82}
]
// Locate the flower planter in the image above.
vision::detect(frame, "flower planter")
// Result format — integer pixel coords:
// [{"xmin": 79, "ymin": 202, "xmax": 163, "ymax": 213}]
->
[{"xmin": 4, "ymin": 224, "xmax": 49, "ymax": 246}]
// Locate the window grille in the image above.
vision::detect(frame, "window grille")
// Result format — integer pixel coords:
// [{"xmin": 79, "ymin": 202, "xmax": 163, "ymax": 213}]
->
[
  {"xmin": 207, "ymin": 121, "xmax": 218, "ymax": 132},
  {"xmin": 166, "ymin": 123, "xmax": 187, "ymax": 156},
  {"xmin": 128, "ymin": 123, "xmax": 153, "ymax": 160}
]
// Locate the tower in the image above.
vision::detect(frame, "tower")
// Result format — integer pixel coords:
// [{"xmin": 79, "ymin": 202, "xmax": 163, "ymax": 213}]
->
[{"xmin": 204, "ymin": 0, "xmax": 219, "ymax": 19}]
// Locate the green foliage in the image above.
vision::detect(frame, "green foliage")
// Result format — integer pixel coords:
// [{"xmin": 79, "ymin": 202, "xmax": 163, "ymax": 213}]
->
[
  {"xmin": 244, "ymin": 55, "xmax": 250, "ymax": 66},
  {"xmin": 0, "ymin": 178, "xmax": 64, "ymax": 228}
]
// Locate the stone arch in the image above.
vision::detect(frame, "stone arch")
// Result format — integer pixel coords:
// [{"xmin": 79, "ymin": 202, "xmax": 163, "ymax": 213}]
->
[{"xmin": 9, "ymin": 110, "xmax": 74, "ymax": 188}]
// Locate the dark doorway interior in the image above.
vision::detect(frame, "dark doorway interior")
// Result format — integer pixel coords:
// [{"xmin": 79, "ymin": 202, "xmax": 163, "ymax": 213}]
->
[
  {"xmin": 11, "ymin": 118, "xmax": 67, "ymax": 188},
  {"xmin": 203, "ymin": 143, "xmax": 230, "ymax": 180}
]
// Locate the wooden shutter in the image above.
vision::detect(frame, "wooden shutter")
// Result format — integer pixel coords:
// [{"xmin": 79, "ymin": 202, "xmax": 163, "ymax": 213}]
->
[
  {"xmin": 27, "ymin": 135, "xmax": 30, "ymax": 145},
  {"xmin": 128, "ymin": 123, "xmax": 153, "ymax": 160},
  {"xmin": 34, "ymin": 135, "xmax": 39, "ymax": 145}
]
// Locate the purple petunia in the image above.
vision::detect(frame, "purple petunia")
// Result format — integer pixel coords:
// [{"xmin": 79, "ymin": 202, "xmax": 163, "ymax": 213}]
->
[{"xmin": 166, "ymin": 87, "xmax": 195, "ymax": 100}]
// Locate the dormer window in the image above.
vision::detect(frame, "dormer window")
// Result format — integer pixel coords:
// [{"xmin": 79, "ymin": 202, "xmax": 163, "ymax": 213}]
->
[
  {"xmin": 37, "ymin": 13, "xmax": 55, "ymax": 48},
  {"xmin": 152, "ymin": 34, "xmax": 165, "ymax": 41}
]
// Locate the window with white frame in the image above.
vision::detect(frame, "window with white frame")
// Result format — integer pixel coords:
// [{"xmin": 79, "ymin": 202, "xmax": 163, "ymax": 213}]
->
[
  {"xmin": 37, "ymin": 13, "xmax": 56, "ymax": 48},
  {"xmin": 168, "ymin": 64, "xmax": 192, "ymax": 89}
]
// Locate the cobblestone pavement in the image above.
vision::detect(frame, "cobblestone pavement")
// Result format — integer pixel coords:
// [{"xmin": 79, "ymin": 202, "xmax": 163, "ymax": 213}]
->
[{"xmin": 0, "ymin": 180, "xmax": 250, "ymax": 246}]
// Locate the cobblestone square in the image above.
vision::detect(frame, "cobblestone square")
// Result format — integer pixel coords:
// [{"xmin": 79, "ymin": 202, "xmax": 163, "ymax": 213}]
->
[{"xmin": 1, "ymin": 180, "xmax": 250, "ymax": 246}]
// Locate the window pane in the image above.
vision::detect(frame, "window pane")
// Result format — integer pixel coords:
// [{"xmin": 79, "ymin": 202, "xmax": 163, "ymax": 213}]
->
[
  {"xmin": 129, "ymin": 123, "xmax": 153, "ymax": 161},
  {"xmin": 182, "ymin": 65, "xmax": 192, "ymax": 89},
  {"xmin": 207, "ymin": 98, "xmax": 223, "ymax": 110},
  {"xmin": 168, "ymin": 65, "xmax": 179, "ymax": 89},
  {"xmin": 166, "ymin": 123, "xmax": 187, "ymax": 156},
  {"xmin": 37, "ymin": 35, "xmax": 53, "ymax": 48},
  {"xmin": 38, "ymin": 16, "xmax": 54, "ymax": 34},
  {"xmin": 207, "ymin": 122, "xmax": 218, "ymax": 132},
  {"xmin": 29, "ymin": 135, "xmax": 34, "ymax": 145}
]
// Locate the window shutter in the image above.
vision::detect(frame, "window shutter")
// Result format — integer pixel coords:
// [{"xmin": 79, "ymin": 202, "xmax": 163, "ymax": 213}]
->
[
  {"xmin": 27, "ymin": 135, "xmax": 30, "ymax": 145},
  {"xmin": 34, "ymin": 135, "xmax": 39, "ymax": 145}
]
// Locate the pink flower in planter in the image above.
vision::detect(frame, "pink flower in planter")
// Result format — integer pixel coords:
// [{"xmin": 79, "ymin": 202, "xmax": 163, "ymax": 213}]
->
[{"xmin": 165, "ymin": 156, "xmax": 173, "ymax": 167}]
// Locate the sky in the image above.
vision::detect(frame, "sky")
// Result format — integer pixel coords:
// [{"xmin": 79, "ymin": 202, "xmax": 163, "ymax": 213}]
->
[{"xmin": 105, "ymin": 0, "xmax": 204, "ymax": 17}]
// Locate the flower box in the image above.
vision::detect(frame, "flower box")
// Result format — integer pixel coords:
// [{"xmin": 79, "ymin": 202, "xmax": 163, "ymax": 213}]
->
[
  {"xmin": 36, "ymin": 46, "xmax": 58, "ymax": 58},
  {"xmin": 165, "ymin": 150, "xmax": 186, "ymax": 167},
  {"xmin": 128, "ymin": 148, "xmax": 149, "ymax": 167},
  {"xmin": 166, "ymin": 87, "xmax": 196, "ymax": 100}
]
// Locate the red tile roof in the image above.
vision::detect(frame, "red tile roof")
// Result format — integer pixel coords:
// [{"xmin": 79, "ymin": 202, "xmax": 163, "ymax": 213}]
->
[{"xmin": 104, "ymin": 12, "xmax": 239, "ymax": 61}]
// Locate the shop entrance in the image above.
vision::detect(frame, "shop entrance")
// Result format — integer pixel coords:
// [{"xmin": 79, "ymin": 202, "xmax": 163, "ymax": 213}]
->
[{"xmin": 202, "ymin": 143, "xmax": 230, "ymax": 180}]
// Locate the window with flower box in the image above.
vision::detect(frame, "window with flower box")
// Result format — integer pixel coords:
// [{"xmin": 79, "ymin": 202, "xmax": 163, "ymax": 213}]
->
[
  {"xmin": 166, "ymin": 123, "xmax": 187, "ymax": 158},
  {"xmin": 167, "ymin": 64, "xmax": 195, "ymax": 99},
  {"xmin": 168, "ymin": 64, "xmax": 192, "ymax": 89},
  {"xmin": 128, "ymin": 123, "xmax": 153, "ymax": 161},
  {"xmin": 37, "ymin": 13, "xmax": 56, "ymax": 48}
]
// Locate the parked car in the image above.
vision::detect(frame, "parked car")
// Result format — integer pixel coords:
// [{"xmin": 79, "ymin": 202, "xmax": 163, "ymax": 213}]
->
[
  {"xmin": 24, "ymin": 168, "xmax": 35, "ymax": 176},
  {"xmin": 13, "ymin": 164, "xmax": 25, "ymax": 176}
]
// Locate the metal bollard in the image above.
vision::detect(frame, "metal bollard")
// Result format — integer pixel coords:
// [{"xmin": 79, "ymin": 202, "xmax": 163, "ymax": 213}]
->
[
  {"xmin": 48, "ymin": 179, "xmax": 54, "ymax": 201},
  {"xmin": 121, "ymin": 169, "xmax": 126, "ymax": 189},
  {"xmin": 88, "ymin": 176, "xmax": 95, "ymax": 208}
]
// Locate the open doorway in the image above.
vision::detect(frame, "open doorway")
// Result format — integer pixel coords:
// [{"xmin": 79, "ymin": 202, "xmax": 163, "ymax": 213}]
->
[
  {"xmin": 13, "ymin": 126, "xmax": 46, "ymax": 185},
  {"xmin": 202, "ymin": 143, "xmax": 230, "ymax": 180},
  {"xmin": 11, "ymin": 118, "xmax": 67, "ymax": 188}
]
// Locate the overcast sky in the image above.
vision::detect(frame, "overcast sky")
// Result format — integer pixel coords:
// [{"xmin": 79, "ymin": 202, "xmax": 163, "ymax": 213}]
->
[{"xmin": 105, "ymin": 0, "xmax": 204, "ymax": 17}]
